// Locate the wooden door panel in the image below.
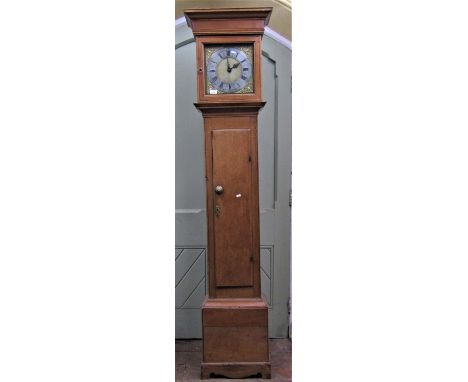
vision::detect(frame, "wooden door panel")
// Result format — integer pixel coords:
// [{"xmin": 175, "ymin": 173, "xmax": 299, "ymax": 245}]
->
[{"xmin": 212, "ymin": 129, "xmax": 253, "ymax": 287}]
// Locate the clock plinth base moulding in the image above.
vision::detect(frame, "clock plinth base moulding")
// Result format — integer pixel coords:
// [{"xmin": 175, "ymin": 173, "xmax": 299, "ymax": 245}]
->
[
  {"xmin": 185, "ymin": 8, "xmax": 273, "ymax": 380},
  {"xmin": 201, "ymin": 297, "xmax": 270, "ymax": 379}
]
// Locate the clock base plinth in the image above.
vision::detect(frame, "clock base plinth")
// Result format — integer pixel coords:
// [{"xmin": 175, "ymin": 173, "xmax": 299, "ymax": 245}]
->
[
  {"xmin": 201, "ymin": 362, "xmax": 271, "ymax": 379},
  {"xmin": 201, "ymin": 297, "xmax": 270, "ymax": 379}
]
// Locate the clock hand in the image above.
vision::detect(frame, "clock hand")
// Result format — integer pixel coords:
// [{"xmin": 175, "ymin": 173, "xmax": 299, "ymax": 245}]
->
[
  {"xmin": 232, "ymin": 61, "xmax": 241, "ymax": 69},
  {"xmin": 227, "ymin": 58, "xmax": 232, "ymax": 72}
]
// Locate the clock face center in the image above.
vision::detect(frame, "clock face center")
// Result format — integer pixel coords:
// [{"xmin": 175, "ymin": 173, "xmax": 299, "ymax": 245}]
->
[{"xmin": 217, "ymin": 58, "xmax": 242, "ymax": 84}]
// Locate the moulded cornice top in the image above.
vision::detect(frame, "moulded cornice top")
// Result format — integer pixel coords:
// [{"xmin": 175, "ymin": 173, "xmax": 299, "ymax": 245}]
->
[
  {"xmin": 184, "ymin": 7, "xmax": 272, "ymax": 36},
  {"xmin": 184, "ymin": 7, "xmax": 272, "ymax": 24}
]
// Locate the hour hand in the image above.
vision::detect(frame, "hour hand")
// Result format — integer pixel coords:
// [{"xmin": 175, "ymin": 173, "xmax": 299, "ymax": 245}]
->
[{"xmin": 232, "ymin": 61, "xmax": 240, "ymax": 69}]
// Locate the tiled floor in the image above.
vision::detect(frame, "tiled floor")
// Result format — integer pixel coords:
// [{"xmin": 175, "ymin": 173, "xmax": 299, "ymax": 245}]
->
[{"xmin": 175, "ymin": 339, "xmax": 291, "ymax": 381}]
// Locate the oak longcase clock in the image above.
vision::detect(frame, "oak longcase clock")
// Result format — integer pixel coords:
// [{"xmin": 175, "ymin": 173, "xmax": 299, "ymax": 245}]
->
[{"xmin": 185, "ymin": 7, "xmax": 272, "ymax": 380}]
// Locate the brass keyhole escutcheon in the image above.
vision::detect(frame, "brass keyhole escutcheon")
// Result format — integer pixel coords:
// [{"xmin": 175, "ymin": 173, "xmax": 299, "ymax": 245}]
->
[
  {"xmin": 215, "ymin": 185, "xmax": 224, "ymax": 195},
  {"xmin": 215, "ymin": 205, "xmax": 221, "ymax": 217}
]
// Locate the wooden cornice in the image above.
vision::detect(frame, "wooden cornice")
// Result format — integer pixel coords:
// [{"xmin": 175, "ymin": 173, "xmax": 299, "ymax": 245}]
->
[{"xmin": 184, "ymin": 7, "xmax": 272, "ymax": 36}]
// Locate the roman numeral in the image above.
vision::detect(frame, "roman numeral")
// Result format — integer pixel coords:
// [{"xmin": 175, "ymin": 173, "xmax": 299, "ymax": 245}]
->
[
  {"xmin": 242, "ymin": 75, "xmax": 248, "ymax": 80},
  {"xmin": 243, "ymin": 68, "xmax": 248, "ymax": 71}
]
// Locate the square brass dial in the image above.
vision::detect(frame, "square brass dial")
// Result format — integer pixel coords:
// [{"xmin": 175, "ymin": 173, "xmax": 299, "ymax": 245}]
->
[{"xmin": 204, "ymin": 44, "xmax": 254, "ymax": 95}]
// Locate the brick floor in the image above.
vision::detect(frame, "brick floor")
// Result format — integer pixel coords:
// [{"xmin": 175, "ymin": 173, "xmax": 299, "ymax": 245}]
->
[{"xmin": 175, "ymin": 339, "xmax": 291, "ymax": 381}]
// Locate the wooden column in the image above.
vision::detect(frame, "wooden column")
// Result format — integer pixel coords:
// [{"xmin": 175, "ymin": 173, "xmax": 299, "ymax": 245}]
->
[{"xmin": 185, "ymin": 8, "xmax": 272, "ymax": 379}]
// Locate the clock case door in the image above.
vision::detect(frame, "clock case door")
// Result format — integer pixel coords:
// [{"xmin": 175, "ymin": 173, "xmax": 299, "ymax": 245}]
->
[
  {"xmin": 203, "ymin": 112, "xmax": 262, "ymax": 299},
  {"xmin": 195, "ymin": 35, "xmax": 262, "ymax": 103}
]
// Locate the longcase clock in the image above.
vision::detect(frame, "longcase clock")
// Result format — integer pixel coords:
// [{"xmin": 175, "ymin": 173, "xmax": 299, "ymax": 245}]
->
[{"xmin": 184, "ymin": 7, "xmax": 273, "ymax": 379}]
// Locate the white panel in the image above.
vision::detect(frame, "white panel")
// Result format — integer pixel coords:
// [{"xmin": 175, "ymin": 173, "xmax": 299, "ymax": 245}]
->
[
  {"xmin": 259, "ymin": 54, "xmax": 277, "ymax": 210},
  {"xmin": 175, "ymin": 41, "xmax": 205, "ymax": 211}
]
